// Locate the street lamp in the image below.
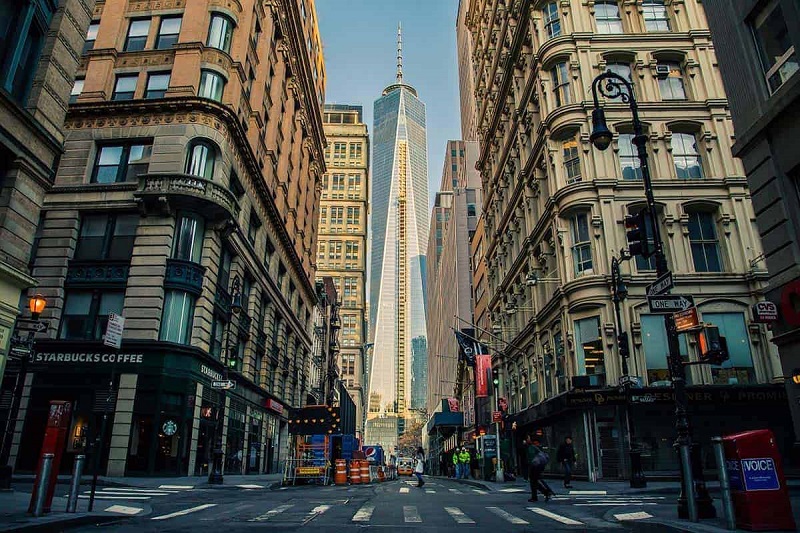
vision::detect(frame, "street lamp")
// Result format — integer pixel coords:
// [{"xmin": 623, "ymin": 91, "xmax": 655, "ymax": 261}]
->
[
  {"xmin": 590, "ymin": 71, "xmax": 714, "ymax": 519},
  {"xmin": 29, "ymin": 294, "xmax": 46, "ymax": 319},
  {"xmin": 524, "ymin": 271, "xmax": 560, "ymax": 287},
  {"xmin": 209, "ymin": 275, "xmax": 242, "ymax": 485}
]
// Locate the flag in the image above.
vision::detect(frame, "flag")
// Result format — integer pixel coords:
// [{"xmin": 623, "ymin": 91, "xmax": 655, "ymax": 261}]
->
[
  {"xmin": 453, "ymin": 329, "xmax": 488, "ymax": 367},
  {"xmin": 476, "ymin": 354, "xmax": 491, "ymax": 398}
]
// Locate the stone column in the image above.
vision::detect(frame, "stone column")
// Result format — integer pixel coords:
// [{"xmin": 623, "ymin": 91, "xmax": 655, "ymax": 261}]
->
[
  {"xmin": 106, "ymin": 374, "xmax": 138, "ymax": 477},
  {"xmin": 187, "ymin": 382, "xmax": 202, "ymax": 477},
  {"xmin": 8, "ymin": 373, "xmax": 34, "ymax": 468}
]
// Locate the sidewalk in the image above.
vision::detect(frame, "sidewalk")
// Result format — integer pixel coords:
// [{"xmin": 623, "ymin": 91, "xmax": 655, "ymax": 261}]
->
[
  {"xmin": 12, "ymin": 472, "xmax": 284, "ymax": 489},
  {"xmin": 0, "ymin": 491, "xmax": 124, "ymax": 533}
]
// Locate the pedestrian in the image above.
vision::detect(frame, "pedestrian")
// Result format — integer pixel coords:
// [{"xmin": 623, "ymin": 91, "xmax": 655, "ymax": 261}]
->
[
  {"xmin": 525, "ymin": 435, "xmax": 552, "ymax": 503},
  {"xmin": 452, "ymin": 450, "xmax": 460, "ymax": 479},
  {"xmin": 439, "ymin": 452, "xmax": 447, "ymax": 477},
  {"xmin": 556, "ymin": 436, "xmax": 576, "ymax": 488},
  {"xmin": 459, "ymin": 447, "xmax": 471, "ymax": 479},
  {"xmin": 414, "ymin": 447, "xmax": 426, "ymax": 488},
  {"xmin": 470, "ymin": 448, "xmax": 480, "ymax": 480}
]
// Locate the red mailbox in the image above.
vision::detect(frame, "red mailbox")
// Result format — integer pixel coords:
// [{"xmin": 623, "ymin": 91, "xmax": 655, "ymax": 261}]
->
[
  {"xmin": 28, "ymin": 401, "xmax": 72, "ymax": 514},
  {"xmin": 722, "ymin": 429, "xmax": 795, "ymax": 531}
]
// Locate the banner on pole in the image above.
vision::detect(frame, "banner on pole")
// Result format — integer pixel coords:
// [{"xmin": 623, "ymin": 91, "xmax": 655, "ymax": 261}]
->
[{"xmin": 476, "ymin": 354, "xmax": 491, "ymax": 398}]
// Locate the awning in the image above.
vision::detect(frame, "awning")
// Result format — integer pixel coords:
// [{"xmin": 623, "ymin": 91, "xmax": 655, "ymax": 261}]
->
[{"xmin": 425, "ymin": 411, "xmax": 464, "ymax": 435}]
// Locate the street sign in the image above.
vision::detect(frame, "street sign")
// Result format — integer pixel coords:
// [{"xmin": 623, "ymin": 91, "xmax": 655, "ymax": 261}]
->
[
  {"xmin": 752, "ymin": 301, "xmax": 778, "ymax": 323},
  {"xmin": 492, "ymin": 411, "xmax": 502, "ymax": 422},
  {"xmin": 646, "ymin": 271, "xmax": 674, "ymax": 296},
  {"xmin": 211, "ymin": 380, "xmax": 236, "ymax": 390},
  {"xmin": 9, "ymin": 345, "xmax": 31, "ymax": 358},
  {"xmin": 618, "ymin": 375, "xmax": 642, "ymax": 388},
  {"xmin": 15, "ymin": 319, "xmax": 48, "ymax": 333},
  {"xmin": 103, "ymin": 313, "xmax": 125, "ymax": 349},
  {"xmin": 647, "ymin": 294, "xmax": 695, "ymax": 314},
  {"xmin": 674, "ymin": 307, "xmax": 701, "ymax": 332}
]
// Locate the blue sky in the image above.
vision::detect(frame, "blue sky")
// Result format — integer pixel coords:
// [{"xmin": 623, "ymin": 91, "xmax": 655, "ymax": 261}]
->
[{"xmin": 315, "ymin": 0, "xmax": 461, "ymax": 209}]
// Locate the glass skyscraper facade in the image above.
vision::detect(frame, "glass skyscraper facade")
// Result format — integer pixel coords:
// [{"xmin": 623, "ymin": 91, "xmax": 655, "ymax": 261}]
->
[{"xmin": 365, "ymin": 28, "xmax": 429, "ymax": 450}]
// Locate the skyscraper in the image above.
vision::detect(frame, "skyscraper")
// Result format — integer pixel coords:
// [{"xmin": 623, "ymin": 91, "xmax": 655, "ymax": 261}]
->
[{"xmin": 366, "ymin": 24, "xmax": 429, "ymax": 449}]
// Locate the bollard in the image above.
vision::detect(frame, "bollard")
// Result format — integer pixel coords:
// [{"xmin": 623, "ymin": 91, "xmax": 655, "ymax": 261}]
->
[
  {"xmin": 712, "ymin": 437, "xmax": 736, "ymax": 530},
  {"xmin": 66, "ymin": 455, "xmax": 86, "ymax": 513},
  {"xmin": 678, "ymin": 443, "xmax": 698, "ymax": 522},
  {"xmin": 32, "ymin": 454, "xmax": 54, "ymax": 517}
]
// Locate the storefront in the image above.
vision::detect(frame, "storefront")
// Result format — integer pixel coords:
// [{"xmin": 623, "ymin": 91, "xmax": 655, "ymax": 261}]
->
[
  {"xmin": 9, "ymin": 340, "xmax": 288, "ymax": 477},
  {"xmin": 510, "ymin": 384, "xmax": 794, "ymax": 480}
]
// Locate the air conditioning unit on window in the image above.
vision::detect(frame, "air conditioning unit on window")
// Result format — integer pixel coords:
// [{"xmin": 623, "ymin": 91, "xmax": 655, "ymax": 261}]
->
[{"xmin": 655, "ymin": 64, "xmax": 671, "ymax": 79}]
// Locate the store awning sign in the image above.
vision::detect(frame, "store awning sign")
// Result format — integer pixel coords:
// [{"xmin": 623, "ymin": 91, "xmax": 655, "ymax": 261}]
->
[
  {"xmin": 266, "ymin": 398, "xmax": 284, "ymax": 415},
  {"xmin": 31, "ymin": 352, "xmax": 144, "ymax": 364}
]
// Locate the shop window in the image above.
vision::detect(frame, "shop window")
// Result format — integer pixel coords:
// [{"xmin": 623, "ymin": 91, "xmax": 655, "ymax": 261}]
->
[
  {"xmin": 199, "ymin": 69, "xmax": 225, "ymax": 101},
  {"xmin": 83, "ymin": 20, "xmax": 99, "ymax": 55},
  {"xmin": 92, "ymin": 141, "xmax": 152, "ymax": 184},
  {"xmin": 156, "ymin": 16, "xmax": 181, "ymax": 49},
  {"xmin": 594, "ymin": 0, "xmax": 623, "ymax": 34},
  {"xmin": 145, "ymin": 71, "xmax": 170, "ymax": 99},
  {"xmin": 112, "ymin": 74, "xmax": 138, "ymax": 101},
  {"xmin": 570, "ymin": 212, "xmax": 593, "ymax": 275},
  {"xmin": 618, "ymin": 133, "xmax": 642, "ymax": 180},
  {"xmin": 658, "ymin": 62, "xmax": 686, "ymax": 100},
  {"xmin": 124, "ymin": 18, "xmax": 150, "ymax": 52},
  {"xmin": 74, "ymin": 213, "xmax": 139, "ymax": 261},
  {"xmin": 703, "ymin": 312, "xmax": 756, "ymax": 385},
  {"xmin": 173, "ymin": 213, "xmax": 205, "ymax": 263},
  {"xmin": 60, "ymin": 290, "xmax": 124, "ymax": 340},
  {"xmin": 642, "ymin": 0, "xmax": 670, "ymax": 32},
  {"xmin": 160, "ymin": 290, "xmax": 195, "ymax": 344},
  {"xmin": 688, "ymin": 211, "xmax": 722, "ymax": 272},
  {"xmin": 574, "ymin": 316, "xmax": 605, "ymax": 386},
  {"xmin": 641, "ymin": 314, "xmax": 691, "ymax": 385},
  {"xmin": 751, "ymin": 0, "xmax": 798, "ymax": 93},
  {"xmin": 186, "ymin": 139, "xmax": 217, "ymax": 179},
  {"xmin": 207, "ymin": 13, "xmax": 234, "ymax": 53},
  {"xmin": 542, "ymin": 2, "xmax": 561, "ymax": 39}
]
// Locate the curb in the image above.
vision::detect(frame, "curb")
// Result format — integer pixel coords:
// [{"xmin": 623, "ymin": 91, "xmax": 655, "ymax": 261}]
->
[{"xmin": 0, "ymin": 514, "xmax": 124, "ymax": 533}]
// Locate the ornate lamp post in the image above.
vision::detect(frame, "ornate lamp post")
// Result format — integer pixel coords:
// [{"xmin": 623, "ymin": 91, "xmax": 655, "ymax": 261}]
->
[
  {"xmin": 590, "ymin": 71, "xmax": 714, "ymax": 519},
  {"xmin": 208, "ymin": 276, "xmax": 242, "ymax": 484}
]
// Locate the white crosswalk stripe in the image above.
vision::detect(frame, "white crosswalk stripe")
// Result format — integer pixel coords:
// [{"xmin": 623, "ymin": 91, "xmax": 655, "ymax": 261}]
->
[
  {"xmin": 448, "ymin": 488, "xmax": 463, "ymax": 494},
  {"xmin": 615, "ymin": 511, "xmax": 654, "ymax": 521},
  {"xmin": 249, "ymin": 503, "xmax": 294, "ymax": 522},
  {"xmin": 399, "ymin": 487, "xmax": 410, "ymax": 493},
  {"xmin": 151, "ymin": 504, "xmax": 217, "ymax": 521},
  {"xmin": 486, "ymin": 506, "xmax": 529, "ymax": 525},
  {"xmin": 445, "ymin": 507, "xmax": 475, "ymax": 524},
  {"xmin": 403, "ymin": 505, "xmax": 422, "ymax": 523},
  {"xmin": 74, "ymin": 485, "xmax": 194, "ymax": 501},
  {"xmin": 529, "ymin": 507, "xmax": 584, "ymax": 525},
  {"xmin": 104, "ymin": 505, "xmax": 143, "ymax": 515},
  {"xmin": 425, "ymin": 489, "xmax": 436, "ymax": 493},
  {"xmin": 352, "ymin": 504, "xmax": 374, "ymax": 522},
  {"xmin": 472, "ymin": 489, "xmax": 487, "ymax": 495}
]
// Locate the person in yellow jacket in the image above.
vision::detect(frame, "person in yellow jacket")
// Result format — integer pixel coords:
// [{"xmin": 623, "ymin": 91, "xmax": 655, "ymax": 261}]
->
[
  {"xmin": 452, "ymin": 450, "xmax": 461, "ymax": 479},
  {"xmin": 458, "ymin": 447, "xmax": 471, "ymax": 479}
]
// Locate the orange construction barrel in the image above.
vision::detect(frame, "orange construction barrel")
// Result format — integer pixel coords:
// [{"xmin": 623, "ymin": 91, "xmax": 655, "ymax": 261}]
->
[
  {"xmin": 377, "ymin": 466, "xmax": 386, "ymax": 482},
  {"xmin": 349, "ymin": 460, "xmax": 361, "ymax": 484},
  {"xmin": 334, "ymin": 459, "xmax": 347, "ymax": 485},
  {"xmin": 361, "ymin": 460, "xmax": 371, "ymax": 484}
]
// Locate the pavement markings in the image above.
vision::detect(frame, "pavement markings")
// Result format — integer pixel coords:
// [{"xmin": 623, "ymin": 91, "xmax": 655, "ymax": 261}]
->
[
  {"xmin": 486, "ymin": 506, "xmax": 529, "ymax": 525},
  {"xmin": 352, "ymin": 504, "xmax": 375, "ymax": 522},
  {"xmin": 403, "ymin": 505, "xmax": 422, "ymax": 523},
  {"xmin": 78, "ymin": 495, "xmax": 151, "ymax": 500},
  {"xmin": 425, "ymin": 489, "xmax": 436, "ymax": 493},
  {"xmin": 158, "ymin": 485, "xmax": 194, "ymax": 490},
  {"xmin": 575, "ymin": 502, "xmax": 658, "ymax": 506},
  {"xmin": 569, "ymin": 490, "xmax": 607, "ymax": 495},
  {"xmin": 399, "ymin": 487, "xmax": 410, "ymax": 493},
  {"xmin": 528, "ymin": 507, "xmax": 584, "ymax": 525},
  {"xmin": 472, "ymin": 489, "xmax": 487, "ymax": 495},
  {"xmin": 448, "ymin": 488, "xmax": 463, "ymax": 494},
  {"xmin": 236, "ymin": 484, "xmax": 264, "ymax": 489},
  {"xmin": 498, "ymin": 488, "xmax": 526, "ymax": 493},
  {"xmin": 151, "ymin": 503, "xmax": 217, "ymax": 521},
  {"xmin": 445, "ymin": 507, "xmax": 475, "ymax": 524},
  {"xmin": 303, "ymin": 505, "xmax": 331, "ymax": 524},
  {"xmin": 104, "ymin": 505, "xmax": 143, "ymax": 515},
  {"xmin": 249, "ymin": 503, "xmax": 294, "ymax": 522},
  {"xmin": 100, "ymin": 487, "xmax": 180, "ymax": 493},
  {"xmin": 615, "ymin": 511, "xmax": 654, "ymax": 521}
]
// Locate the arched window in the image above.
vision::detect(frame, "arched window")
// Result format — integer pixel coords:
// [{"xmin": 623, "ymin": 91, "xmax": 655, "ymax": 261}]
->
[
  {"xmin": 671, "ymin": 132, "xmax": 703, "ymax": 179},
  {"xmin": 618, "ymin": 133, "xmax": 643, "ymax": 180},
  {"xmin": 687, "ymin": 210, "xmax": 722, "ymax": 272},
  {"xmin": 186, "ymin": 139, "xmax": 217, "ymax": 179},
  {"xmin": 207, "ymin": 13, "xmax": 234, "ymax": 53},
  {"xmin": 199, "ymin": 69, "xmax": 225, "ymax": 101},
  {"xmin": 550, "ymin": 61, "xmax": 571, "ymax": 106},
  {"xmin": 605, "ymin": 62, "xmax": 632, "ymax": 102}
]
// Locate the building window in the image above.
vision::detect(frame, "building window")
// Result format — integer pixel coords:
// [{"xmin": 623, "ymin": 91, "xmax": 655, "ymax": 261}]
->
[
  {"xmin": 145, "ymin": 71, "xmax": 170, "ymax": 99},
  {"xmin": 331, "ymin": 207, "xmax": 344, "ymax": 225},
  {"xmin": 752, "ymin": 0, "xmax": 798, "ymax": 93},
  {"xmin": 320, "ymin": 207, "xmax": 327, "ymax": 224},
  {"xmin": 83, "ymin": 21, "xmax": 99, "ymax": 54},
  {"xmin": 641, "ymin": 315, "xmax": 690, "ymax": 385},
  {"xmin": 186, "ymin": 139, "xmax": 217, "ymax": 179},
  {"xmin": 218, "ymin": 247, "xmax": 232, "ymax": 292},
  {"xmin": 75, "ymin": 213, "xmax": 139, "ymax": 261},
  {"xmin": 562, "ymin": 138, "xmax": 581, "ymax": 184},
  {"xmin": 570, "ymin": 213, "xmax": 592, "ymax": 275},
  {"xmin": 657, "ymin": 62, "xmax": 686, "ymax": 100},
  {"xmin": 210, "ymin": 314, "xmax": 226, "ymax": 358},
  {"xmin": 550, "ymin": 61, "xmax": 571, "ymax": 106},
  {"xmin": 92, "ymin": 142, "xmax": 152, "ymax": 184},
  {"xmin": 346, "ymin": 207, "xmax": 360, "ymax": 225},
  {"xmin": 688, "ymin": 211, "xmax": 722, "ymax": 272},
  {"xmin": 349, "ymin": 142, "xmax": 362, "ymax": 161},
  {"xmin": 248, "ymin": 210, "xmax": 261, "ymax": 245},
  {"xmin": 594, "ymin": 0, "xmax": 623, "ymax": 34},
  {"xmin": 642, "ymin": 0, "xmax": 670, "ymax": 32},
  {"xmin": 574, "ymin": 317, "xmax": 605, "ymax": 385},
  {"xmin": 467, "ymin": 203, "xmax": 477, "ymax": 216},
  {"xmin": 543, "ymin": 2, "xmax": 561, "ymax": 38},
  {"xmin": 207, "ymin": 13, "xmax": 234, "ymax": 53},
  {"xmin": 632, "ymin": 208, "xmax": 656, "ymax": 271},
  {"xmin": 265, "ymin": 238, "xmax": 274, "ymax": 265},
  {"xmin": 173, "ymin": 213, "xmax": 205, "ymax": 263},
  {"xmin": 160, "ymin": 290, "xmax": 195, "ymax": 344},
  {"xmin": 0, "ymin": 0, "xmax": 55, "ymax": 103},
  {"xmin": 60, "ymin": 290, "xmax": 125, "ymax": 340},
  {"xmin": 605, "ymin": 62, "xmax": 632, "ymax": 101},
  {"xmin": 70, "ymin": 78, "xmax": 84, "ymax": 104},
  {"xmin": 671, "ymin": 132, "xmax": 703, "ymax": 179},
  {"xmin": 112, "ymin": 74, "xmax": 138, "ymax": 101},
  {"xmin": 124, "ymin": 18, "xmax": 150, "ymax": 52},
  {"xmin": 330, "ymin": 241, "xmax": 342, "ymax": 260},
  {"xmin": 703, "ymin": 312, "xmax": 756, "ymax": 385},
  {"xmin": 618, "ymin": 133, "xmax": 642, "ymax": 180},
  {"xmin": 345, "ymin": 241, "xmax": 359, "ymax": 260},
  {"xmin": 333, "ymin": 142, "xmax": 347, "ymax": 164},
  {"xmin": 156, "ymin": 16, "xmax": 181, "ymax": 49},
  {"xmin": 199, "ymin": 69, "xmax": 225, "ymax": 101}
]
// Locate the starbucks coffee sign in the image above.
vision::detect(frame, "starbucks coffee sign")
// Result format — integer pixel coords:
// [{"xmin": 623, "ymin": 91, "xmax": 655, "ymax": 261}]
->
[{"xmin": 32, "ymin": 352, "xmax": 144, "ymax": 364}]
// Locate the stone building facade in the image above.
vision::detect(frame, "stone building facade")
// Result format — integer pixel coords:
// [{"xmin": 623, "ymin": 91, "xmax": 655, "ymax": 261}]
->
[
  {"xmin": 317, "ymin": 104, "xmax": 369, "ymax": 438},
  {"xmin": 6, "ymin": 0, "xmax": 326, "ymax": 478},
  {"xmin": 461, "ymin": 0, "xmax": 789, "ymax": 479}
]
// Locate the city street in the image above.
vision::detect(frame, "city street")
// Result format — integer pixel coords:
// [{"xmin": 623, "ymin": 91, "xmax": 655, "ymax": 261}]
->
[{"xmin": 56, "ymin": 477, "xmax": 673, "ymax": 532}]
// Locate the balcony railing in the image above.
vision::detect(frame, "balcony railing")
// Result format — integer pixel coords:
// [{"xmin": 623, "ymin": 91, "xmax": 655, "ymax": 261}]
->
[
  {"xmin": 164, "ymin": 258, "xmax": 206, "ymax": 296},
  {"xmin": 66, "ymin": 260, "xmax": 130, "ymax": 286},
  {"xmin": 134, "ymin": 173, "xmax": 240, "ymax": 223}
]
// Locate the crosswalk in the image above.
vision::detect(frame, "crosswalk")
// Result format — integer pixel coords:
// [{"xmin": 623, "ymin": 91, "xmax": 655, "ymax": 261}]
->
[{"xmin": 74, "ymin": 485, "xmax": 195, "ymax": 501}]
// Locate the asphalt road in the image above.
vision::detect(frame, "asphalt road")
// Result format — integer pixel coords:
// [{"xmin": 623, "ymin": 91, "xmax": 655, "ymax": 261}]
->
[{"xmin": 61, "ymin": 477, "xmax": 676, "ymax": 532}]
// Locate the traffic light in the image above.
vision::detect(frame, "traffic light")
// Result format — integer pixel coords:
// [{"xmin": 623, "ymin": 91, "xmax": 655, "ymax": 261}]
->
[
  {"xmin": 618, "ymin": 332, "xmax": 630, "ymax": 359},
  {"xmin": 491, "ymin": 368, "xmax": 499, "ymax": 387},
  {"xmin": 698, "ymin": 325, "xmax": 730, "ymax": 365},
  {"xmin": 624, "ymin": 210, "xmax": 653, "ymax": 258},
  {"xmin": 228, "ymin": 357, "xmax": 237, "ymax": 369}
]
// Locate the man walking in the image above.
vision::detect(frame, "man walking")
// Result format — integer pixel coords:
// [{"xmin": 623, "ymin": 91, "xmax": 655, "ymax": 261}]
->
[
  {"xmin": 524, "ymin": 435, "xmax": 553, "ymax": 502},
  {"xmin": 459, "ymin": 447, "xmax": 471, "ymax": 479},
  {"xmin": 556, "ymin": 436, "xmax": 576, "ymax": 488},
  {"xmin": 452, "ymin": 449, "xmax": 460, "ymax": 479}
]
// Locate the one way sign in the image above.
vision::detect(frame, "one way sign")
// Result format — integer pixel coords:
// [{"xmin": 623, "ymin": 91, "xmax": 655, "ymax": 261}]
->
[{"xmin": 647, "ymin": 294, "xmax": 695, "ymax": 313}]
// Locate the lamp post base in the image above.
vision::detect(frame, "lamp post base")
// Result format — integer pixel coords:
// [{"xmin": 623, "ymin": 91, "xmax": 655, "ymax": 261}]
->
[
  {"xmin": 628, "ymin": 450, "xmax": 647, "ymax": 488},
  {"xmin": 208, "ymin": 449, "xmax": 224, "ymax": 485}
]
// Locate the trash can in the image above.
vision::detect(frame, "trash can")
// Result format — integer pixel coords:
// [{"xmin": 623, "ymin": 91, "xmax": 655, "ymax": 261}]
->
[{"xmin": 722, "ymin": 429, "xmax": 796, "ymax": 531}]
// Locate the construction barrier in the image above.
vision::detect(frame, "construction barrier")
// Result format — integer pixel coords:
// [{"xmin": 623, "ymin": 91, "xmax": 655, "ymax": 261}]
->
[
  {"xmin": 349, "ymin": 460, "xmax": 361, "ymax": 485},
  {"xmin": 377, "ymin": 466, "xmax": 386, "ymax": 482},
  {"xmin": 334, "ymin": 459, "xmax": 347, "ymax": 485},
  {"xmin": 360, "ymin": 460, "xmax": 371, "ymax": 484}
]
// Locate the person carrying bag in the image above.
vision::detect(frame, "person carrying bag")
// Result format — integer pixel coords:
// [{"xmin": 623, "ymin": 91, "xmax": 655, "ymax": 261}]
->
[
  {"xmin": 525, "ymin": 435, "xmax": 554, "ymax": 502},
  {"xmin": 414, "ymin": 447, "xmax": 426, "ymax": 488}
]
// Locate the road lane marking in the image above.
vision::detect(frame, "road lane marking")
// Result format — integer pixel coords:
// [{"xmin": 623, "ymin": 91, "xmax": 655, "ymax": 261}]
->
[
  {"xmin": 352, "ymin": 504, "xmax": 374, "ymax": 522},
  {"xmin": 448, "ymin": 488, "xmax": 463, "ymax": 494},
  {"xmin": 528, "ymin": 507, "xmax": 584, "ymax": 525},
  {"xmin": 78, "ymin": 495, "xmax": 150, "ymax": 500},
  {"xmin": 104, "ymin": 505, "xmax": 143, "ymax": 515},
  {"xmin": 569, "ymin": 490, "xmax": 607, "ymax": 495},
  {"xmin": 399, "ymin": 487, "xmax": 410, "ymax": 493},
  {"xmin": 158, "ymin": 485, "xmax": 194, "ymax": 489},
  {"xmin": 151, "ymin": 503, "xmax": 217, "ymax": 520},
  {"xmin": 403, "ymin": 506, "xmax": 422, "ymax": 523},
  {"xmin": 575, "ymin": 502, "xmax": 658, "ymax": 506},
  {"xmin": 236, "ymin": 484, "xmax": 264, "ymax": 489},
  {"xmin": 615, "ymin": 511, "xmax": 654, "ymax": 521},
  {"xmin": 101, "ymin": 487, "xmax": 179, "ymax": 493},
  {"xmin": 249, "ymin": 503, "xmax": 294, "ymax": 522},
  {"xmin": 486, "ymin": 506, "xmax": 528, "ymax": 525},
  {"xmin": 498, "ymin": 488, "xmax": 526, "ymax": 493},
  {"xmin": 92, "ymin": 490, "xmax": 173, "ymax": 496},
  {"xmin": 472, "ymin": 489, "xmax": 487, "ymax": 495},
  {"xmin": 303, "ymin": 505, "xmax": 331, "ymax": 524},
  {"xmin": 445, "ymin": 507, "xmax": 475, "ymax": 524},
  {"xmin": 425, "ymin": 489, "xmax": 436, "ymax": 493}
]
